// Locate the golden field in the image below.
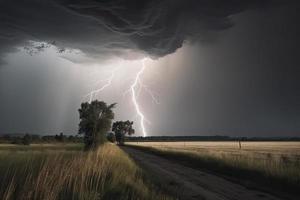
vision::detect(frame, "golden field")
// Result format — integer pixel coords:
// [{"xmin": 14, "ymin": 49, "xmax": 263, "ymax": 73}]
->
[
  {"xmin": 128, "ymin": 141, "xmax": 300, "ymax": 190},
  {"xmin": 127, "ymin": 141, "xmax": 300, "ymax": 160}
]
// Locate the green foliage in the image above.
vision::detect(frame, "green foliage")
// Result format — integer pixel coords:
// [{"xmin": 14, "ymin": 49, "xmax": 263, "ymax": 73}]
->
[
  {"xmin": 78, "ymin": 100, "xmax": 116, "ymax": 150},
  {"xmin": 112, "ymin": 121, "xmax": 135, "ymax": 145},
  {"xmin": 107, "ymin": 132, "xmax": 116, "ymax": 143}
]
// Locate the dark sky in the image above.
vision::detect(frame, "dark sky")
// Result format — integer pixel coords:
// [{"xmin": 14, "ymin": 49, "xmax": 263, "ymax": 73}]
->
[{"xmin": 0, "ymin": 0, "xmax": 299, "ymax": 136}]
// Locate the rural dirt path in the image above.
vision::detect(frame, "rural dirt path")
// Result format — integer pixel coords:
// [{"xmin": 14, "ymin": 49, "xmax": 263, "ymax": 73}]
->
[{"xmin": 122, "ymin": 146, "xmax": 283, "ymax": 200}]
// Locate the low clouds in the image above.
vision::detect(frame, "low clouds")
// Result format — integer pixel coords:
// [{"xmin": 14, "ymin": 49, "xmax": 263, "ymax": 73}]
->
[{"xmin": 0, "ymin": 0, "xmax": 274, "ymax": 63}]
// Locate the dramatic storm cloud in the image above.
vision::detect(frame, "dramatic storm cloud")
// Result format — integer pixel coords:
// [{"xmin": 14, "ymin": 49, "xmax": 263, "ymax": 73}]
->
[
  {"xmin": 0, "ymin": 0, "xmax": 273, "ymax": 62},
  {"xmin": 64, "ymin": 0, "xmax": 273, "ymax": 57}
]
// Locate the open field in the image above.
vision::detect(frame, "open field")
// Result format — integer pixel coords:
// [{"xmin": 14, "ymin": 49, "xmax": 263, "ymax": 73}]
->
[
  {"xmin": 127, "ymin": 141, "xmax": 300, "ymax": 198},
  {"xmin": 123, "ymin": 146, "xmax": 283, "ymax": 200},
  {"xmin": 127, "ymin": 141, "xmax": 300, "ymax": 161},
  {"xmin": 1, "ymin": 142, "xmax": 299, "ymax": 199},
  {"xmin": 0, "ymin": 143, "xmax": 172, "ymax": 200}
]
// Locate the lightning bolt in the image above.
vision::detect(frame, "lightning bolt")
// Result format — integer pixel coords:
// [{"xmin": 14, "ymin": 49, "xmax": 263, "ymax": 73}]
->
[
  {"xmin": 84, "ymin": 67, "xmax": 118, "ymax": 103},
  {"xmin": 84, "ymin": 58, "xmax": 159, "ymax": 137},
  {"xmin": 130, "ymin": 59, "xmax": 147, "ymax": 137},
  {"xmin": 141, "ymin": 85, "xmax": 160, "ymax": 105}
]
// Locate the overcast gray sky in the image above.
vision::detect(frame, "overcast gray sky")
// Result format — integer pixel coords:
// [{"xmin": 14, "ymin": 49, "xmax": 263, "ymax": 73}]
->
[{"xmin": 0, "ymin": 0, "xmax": 299, "ymax": 137}]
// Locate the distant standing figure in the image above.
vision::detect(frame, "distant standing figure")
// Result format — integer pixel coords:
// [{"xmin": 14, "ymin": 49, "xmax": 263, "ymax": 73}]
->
[{"xmin": 238, "ymin": 140, "xmax": 242, "ymax": 149}]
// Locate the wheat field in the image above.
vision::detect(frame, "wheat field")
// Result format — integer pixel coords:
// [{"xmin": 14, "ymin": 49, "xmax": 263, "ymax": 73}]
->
[
  {"xmin": 128, "ymin": 141, "xmax": 300, "ymax": 190},
  {"xmin": 128, "ymin": 141, "xmax": 300, "ymax": 159}
]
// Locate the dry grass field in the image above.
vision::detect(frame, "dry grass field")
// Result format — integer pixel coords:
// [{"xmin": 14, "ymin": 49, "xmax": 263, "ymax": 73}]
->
[
  {"xmin": 128, "ymin": 141, "xmax": 300, "ymax": 195},
  {"xmin": 0, "ymin": 143, "xmax": 172, "ymax": 200},
  {"xmin": 127, "ymin": 141, "xmax": 300, "ymax": 160}
]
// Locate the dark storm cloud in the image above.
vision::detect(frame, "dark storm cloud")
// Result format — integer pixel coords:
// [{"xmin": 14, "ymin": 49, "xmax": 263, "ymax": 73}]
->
[
  {"xmin": 0, "ymin": 0, "xmax": 275, "ymax": 62},
  {"xmin": 0, "ymin": 0, "xmax": 134, "ymax": 63},
  {"xmin": 65, "ymin": 0, "xmax": 273, "ymax": 57}
]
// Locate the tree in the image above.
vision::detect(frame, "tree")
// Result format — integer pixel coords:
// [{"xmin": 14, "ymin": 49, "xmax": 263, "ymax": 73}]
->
[
  {"xmin": 112, "ymin": 121, "xmax": 135, "ymax": 145},
  {"xmin": 54, "ymin": 132, "xmax": 64, "ymax": 142},
  {"xmin": 58, "ymin": 132, "xmax": 65, "ymax": 142},
  {"xmin": 22, "ymin": 134, "xmax": 31, "ymax": 145},
  {"xmin": 106, "ymin": 132, "xmax": 116, "ymax": 143},
  {"xmin": 78, "ymin": 100, "xmax": 116, "ymax": 150}
]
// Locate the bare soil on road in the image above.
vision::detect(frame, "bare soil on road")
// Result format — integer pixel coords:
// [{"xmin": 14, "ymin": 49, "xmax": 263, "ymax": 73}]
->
[{"xmin": 122, "ymin": 146, "xmax": 285, "ymax": 200}]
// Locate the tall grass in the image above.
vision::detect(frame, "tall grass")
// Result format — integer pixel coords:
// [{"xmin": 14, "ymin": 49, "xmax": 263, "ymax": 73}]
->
[{"xmin": 0, "ymin": 144, "xmax": 171, "ymax": 200}]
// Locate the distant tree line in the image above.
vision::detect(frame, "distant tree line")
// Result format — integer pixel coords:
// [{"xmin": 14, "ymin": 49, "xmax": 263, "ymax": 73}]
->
[
  {"xmin": 126, "ymin": 135, "xmax": 300, "ymax": 142},
  {"xmin": 0, "ymin": 133, "xmax": 83, "ymax": 145}
]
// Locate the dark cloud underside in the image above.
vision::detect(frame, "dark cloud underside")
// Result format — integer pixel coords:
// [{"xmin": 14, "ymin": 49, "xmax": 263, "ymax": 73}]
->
[{"xmin": 0, "ymin": 0, "xmax": 274, "ymax": 62}]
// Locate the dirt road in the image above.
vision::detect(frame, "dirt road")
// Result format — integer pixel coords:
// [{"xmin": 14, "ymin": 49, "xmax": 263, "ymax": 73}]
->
[{"xmin": 122, "ymin": 146, "xmax": 284, "ymax": 200}]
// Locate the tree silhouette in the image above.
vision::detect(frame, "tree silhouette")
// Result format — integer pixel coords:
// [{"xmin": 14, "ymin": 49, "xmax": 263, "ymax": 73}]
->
[
  {"xmin": 55, "ymin": 132, "xmax": 65, "ymax": 142},
  {"xmin": 22, "ymin": 134, "xmax": 31, "ymax": 145},
  {"xmin": 78, "ymin": 100, "xmax": 116, "ymax": 150},
  {"xmin": 112, "ymin": 120, "xmax": 135, "ymax": 145}
]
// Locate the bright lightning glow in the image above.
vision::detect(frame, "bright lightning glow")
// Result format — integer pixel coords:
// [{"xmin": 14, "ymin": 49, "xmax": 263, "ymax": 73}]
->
[
  {"xmin": 84, "ymin": 67, "xmax": 118, "ymax": 103},
  {"xmin": 84, "ymin": 59, "xmax": 159, "ymax": 137},
  {"xmin": 122, "ymin": 73, "xmax": 160, "ymax": 105},
  {"xmin": 130, "ymin": 59, "xmax": 147, "ymax": 137}
]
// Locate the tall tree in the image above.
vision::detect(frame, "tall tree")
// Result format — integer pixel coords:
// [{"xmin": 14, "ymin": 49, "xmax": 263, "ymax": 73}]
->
[
  {"xmin": 112, "ymin": 121, "xmax": 135, "ymax": 145},
  {"xmin": 78, "ymin": 100, "xmax": 116, "ymax": 150}
]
